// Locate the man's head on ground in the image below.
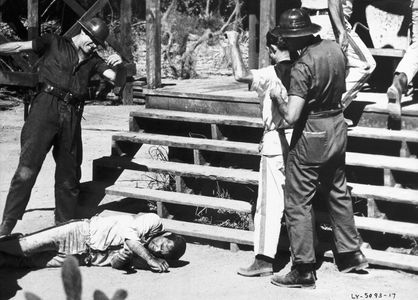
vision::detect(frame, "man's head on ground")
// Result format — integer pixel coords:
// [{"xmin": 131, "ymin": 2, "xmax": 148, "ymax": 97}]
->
[
  {"xmin": 272, "ymin": 8, "xmax": 321, "ymax": 52},
  {"xmin": 76, "ymin": 17, "xmax": 109, "ymax": 55},
  {"xmin": 147, "ymin": 232, "xmax": 186, "ymax": 261}
]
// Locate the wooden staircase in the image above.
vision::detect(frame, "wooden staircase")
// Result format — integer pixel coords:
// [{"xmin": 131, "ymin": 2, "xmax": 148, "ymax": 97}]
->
[{"xmin": 93, "ymin": 86, "xmax": 418, "ymax": 272}]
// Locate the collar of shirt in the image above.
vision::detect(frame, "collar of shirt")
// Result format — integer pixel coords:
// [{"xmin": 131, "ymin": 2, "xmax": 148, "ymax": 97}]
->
[{"xmin": 298, "ymin": 35, "xmax": 322, "ymax": 56}]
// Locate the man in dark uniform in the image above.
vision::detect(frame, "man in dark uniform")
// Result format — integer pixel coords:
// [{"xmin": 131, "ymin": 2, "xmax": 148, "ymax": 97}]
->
[
  {"xmin": 0, "ymin": 17, "xmax": 123, "ymax": 236},
  {"xmin": 269, "ymin": 8, "xmax": 368, "ymax": 289}
]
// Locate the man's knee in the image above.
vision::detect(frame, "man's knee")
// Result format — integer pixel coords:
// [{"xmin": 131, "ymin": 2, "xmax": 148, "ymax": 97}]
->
[{"xmin": 15, "ymin": 166, "xmax": 36, "ymax": 182}]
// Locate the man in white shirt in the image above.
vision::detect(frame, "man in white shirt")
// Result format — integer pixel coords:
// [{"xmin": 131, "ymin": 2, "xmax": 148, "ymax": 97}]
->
[
  {"xmin": 387, "ymin": 0, "xmax": 418, "ymax": 128},
  {"xmin": 224, "ymin": 30, "xmax": 291, "ymax": 277},
  {"xmin": 302, "ymin": 0, "xmax": 376, "ymax": 110},
  {"xmin": 0, "ymin": 213, "xmax": 186, "ymax": 272}
]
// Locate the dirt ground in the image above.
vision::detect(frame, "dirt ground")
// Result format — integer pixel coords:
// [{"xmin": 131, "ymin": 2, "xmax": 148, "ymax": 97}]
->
[{"xmin": 0, "ymin": 102, "xmax": 417, "ymax": 300}]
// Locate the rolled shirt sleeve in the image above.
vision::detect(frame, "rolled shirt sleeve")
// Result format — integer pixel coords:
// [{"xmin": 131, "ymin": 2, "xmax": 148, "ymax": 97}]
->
[{"xmin": 288, "ymin": 62, "xmax": 312, "ymax": 101}]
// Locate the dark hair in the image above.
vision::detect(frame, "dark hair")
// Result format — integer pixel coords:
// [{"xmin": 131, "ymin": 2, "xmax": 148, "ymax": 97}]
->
[
  {"xmin": 266, "ymin": 29, "xmax": 288, "ymax": 50},
  {"xmin": 164, "ymin": 233, "xmax": 186, "ymax": 260}
]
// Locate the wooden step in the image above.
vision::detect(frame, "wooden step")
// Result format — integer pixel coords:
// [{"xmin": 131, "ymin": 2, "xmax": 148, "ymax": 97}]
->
[
  {"xmin": 162, "ymin": 218, "xmax": 253, "ymax": 245},
  {"xmin": 347, "ymin": 126, "xmax": 418, "ymax": 143},
  {"xmin": 346, "ymin": 152, "xmax": 418, "ymax": 173},
  {"xmin": 113, "ymin": 132, "xmax": 259, "ymax": 155},
  {"xmin": 95, "ymin": 156, "xmax": 418, "ymax": 205},
  {"xmin": 349, "ymin": 183, "xmax": 418, "ymax": 206},
  {"xmin": 354, "ymin": 216, "xmax": 418, "ymax": 238},
  {"xmin": 98, "ymin": 209, "xmax": 253, "ymax": 245},
  {"xmin": 112, "ymin": 131, "xmax": 418, "ymax": 173},
  {"xmin": 105, "ymin": 186, "xmax": 252, "ymax": 213},
  {"xmin": 325, "ymin": 248, "xmax": 418, "ymax": 273},
  {"xmin": 316, "ymin": 211, "xmax": 418, "ymax": 238},
  {"xmin": 94, "ymin": 156, "xmax": 259, "ymax": 184},
  {"xmin": 130, "ymin": 108, "xmax": 263, "ymax": 128},
  {"xmin": 130, "ymin": 108, "xmax": 418, "ymax": 142},
  {"xmin": 105, "ymin": 185, "xmax": 418, "ymax": 237}
]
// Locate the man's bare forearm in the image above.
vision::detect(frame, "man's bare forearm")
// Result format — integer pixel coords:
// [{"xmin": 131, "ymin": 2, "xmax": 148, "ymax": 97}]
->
[
  {"xmin": 224, "ymin": 31, "xmax": 252, "ymax": 84},
  {"xmin": 0, "ymin": 41, "xmax": 33, "ymax": 54},
  {"xmin": 229, "ymin": 41, "xmax": 250, "ymax": 82},
  {"xmin": 270, "ymin": 88, "xmax": 305, "ymax": 125},
  {"xmin": 125, "ymin": 239, "xmax": 154, "ymax": 263},
  {"xmin": 328, "ymin": 0, "xmax": 348, "ymax": 50}
]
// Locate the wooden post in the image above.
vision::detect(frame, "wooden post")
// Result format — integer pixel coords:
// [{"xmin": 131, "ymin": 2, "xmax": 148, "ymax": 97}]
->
[
  {"xmin": 146, "ymin": 0, "xmax": 161, "ymax": 89},
  {"xmin": 248, "ymin": 1, "xmax": 259, "ymax": 69},
  {"xmin": 27, "ymin": 0, "xmax": 39, "ymax": 39},
  {"xmin": 258, "ymin": 0, "xmax": 276, "ymax": 68},
  {"xmin": 120, "ymin": 0, "xmax": 134, "ymax": 104},
  {"xmin": 400, "ymin": 141, "xmax": 410, "ymax": 157}
]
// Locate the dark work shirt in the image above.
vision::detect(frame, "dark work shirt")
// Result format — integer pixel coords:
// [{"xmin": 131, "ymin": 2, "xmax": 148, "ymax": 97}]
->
[
  {"xmin": 274, "ymin": 60, "xmax": 292, "ymax": 90},
  {"xmin": 288, "ymin": 36, "xmax": 346, "ymax": 111},
  {"xmin": 32, "ymin": 34, "xmax": 109, "ymax": 97}
]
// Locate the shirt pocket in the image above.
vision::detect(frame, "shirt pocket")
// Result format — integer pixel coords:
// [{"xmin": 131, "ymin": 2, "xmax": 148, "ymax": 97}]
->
[{"xmin": 298, "ymin": 130, "xmax": 327, "ymax": 165}]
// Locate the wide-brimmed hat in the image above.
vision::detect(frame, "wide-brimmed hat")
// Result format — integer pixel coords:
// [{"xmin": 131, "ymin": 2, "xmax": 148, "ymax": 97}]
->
[{"xmin": 271, "ymin": 8, "xmax": 321, "ymax": 38}]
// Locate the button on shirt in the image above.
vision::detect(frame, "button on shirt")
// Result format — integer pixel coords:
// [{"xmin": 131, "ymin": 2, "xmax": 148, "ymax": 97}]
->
[
  {"xmin": 32, "ymin": 34, "xmax": 109, "ymax": 97},
  {"xmin": 87, "ymin": 213, "xmax": 164, "ymax": 266}
]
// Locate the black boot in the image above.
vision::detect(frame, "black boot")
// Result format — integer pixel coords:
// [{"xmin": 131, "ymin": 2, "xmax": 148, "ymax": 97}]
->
[
  {"xmin": 0, "ymin": 218, "xmax": 17, "ymax": 237},
  {"xmin": 387, "ymin": 72, "xmax": 408, "ymax": 129},
  {"xmin": 237, "ymin": 255, "xmax": 273, "ymax": 277},
  {"xmin": 271, "ymin": 264, "xmax": 316, "ymax": 289},
  {"xmin": 335, "ymin": 250, "xmax": 369, "ymax": 273}
]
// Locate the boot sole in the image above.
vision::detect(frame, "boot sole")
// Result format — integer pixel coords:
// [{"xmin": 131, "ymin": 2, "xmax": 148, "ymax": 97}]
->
[
  {"xmin": 237, "ymin": 270, "xmax": 273, "ymax": 277},
  {"xmin": 271, "ymin": 279, "xmax": 316, "ymax": 289},
  {"xmin": 0, "ymin": 232, "xmax": 23, "ymax": 242},
  {"xmin": 387, "ymin": 86, "xmax": 401, "ymax": 121},
  {"xmin": 339, "ymin": 262, "xmax": 369, "ymax": 273}
]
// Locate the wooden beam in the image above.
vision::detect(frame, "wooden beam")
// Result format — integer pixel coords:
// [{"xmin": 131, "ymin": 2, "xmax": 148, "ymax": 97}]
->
[
  {"xmin": 63, "ymin": 0, "xmax": 108, "ymax": 39},
  {"xmin": 0, "ymin": 71, "xmax": 38, "ymax": 87},
  {"xmin": 63, "ymin": 0, "xmax": 86, "ymax": 16},
  {"xmin": 258, "ymin": 0, "xmax": 276, "ymax": 67},
  {"xmin": 105, "ymin": 186, "xmax": 252, "ymax": 213},
  {"xmin": 368, "ymin": 48, "xmax": 405, "ymax": 58},
  {"xmin": 27, "ymin": 0, "xmax": 39, "ymax": 40},
  {"xmin": 120, "ymin": 0, "xmax": 133, "ymax": 104},
  {"xmin": 146, "ymin": 0, "xmax": 161, "ymax": 89},
  {"xmin": 248, "ymin": 1, "xmax": 259, "ymax": 69}
]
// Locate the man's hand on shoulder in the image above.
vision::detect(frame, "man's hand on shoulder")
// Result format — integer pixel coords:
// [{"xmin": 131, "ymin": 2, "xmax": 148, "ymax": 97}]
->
[{"xmin": 106, "ymin": 53, "xmax": 122, "ymax": 67}]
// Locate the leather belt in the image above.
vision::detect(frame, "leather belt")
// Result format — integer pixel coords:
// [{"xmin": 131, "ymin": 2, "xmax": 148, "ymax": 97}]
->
[
  {"xmin": 41, "ymin": 83, "xmax": 80, "ymax": 105},
  {"xmin": 303, "ymin": 8, "xmax": 329, "ymax": 16},
  {"xmin": 309, "ymin": 108, "xmax": 342, "ymax": 118}
]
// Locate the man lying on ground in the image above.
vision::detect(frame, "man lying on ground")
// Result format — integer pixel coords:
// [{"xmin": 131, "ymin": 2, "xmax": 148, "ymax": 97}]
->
[{"xmin": 0, "ymin": 213, "xmax": 186, "ymax": 272}]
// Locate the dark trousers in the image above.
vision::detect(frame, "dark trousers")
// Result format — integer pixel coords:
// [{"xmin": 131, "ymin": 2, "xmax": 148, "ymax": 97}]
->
[
  {"xmin": 3, "ymin": 92, "xmax": 82, "ymax": 223},
  {"xmin": 285, "ymin": 110, "xmax": 360, "ymax": 265}
]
